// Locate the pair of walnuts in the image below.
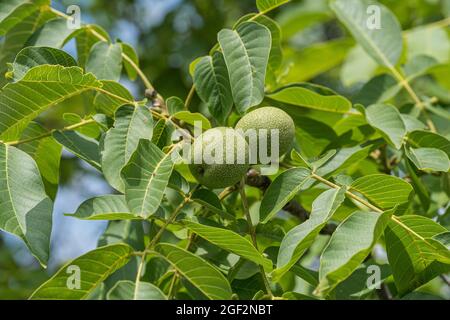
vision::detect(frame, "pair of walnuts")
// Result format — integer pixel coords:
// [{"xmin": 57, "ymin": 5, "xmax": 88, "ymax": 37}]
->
[{"xmin": 188, "ymin": 107, "xmax": 295, "ymax": 189}]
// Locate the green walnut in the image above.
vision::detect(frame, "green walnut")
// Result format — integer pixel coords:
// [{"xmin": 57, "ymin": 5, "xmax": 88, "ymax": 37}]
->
[
  {"xmin": 235, "ymin": 106, "xmax": 295, "ymax": 162},
  {"xmin": 188, "ymin": 127, "xmax": 249, "ymax": 189}
]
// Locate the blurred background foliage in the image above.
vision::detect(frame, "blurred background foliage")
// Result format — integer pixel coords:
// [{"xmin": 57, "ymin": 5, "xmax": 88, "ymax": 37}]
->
[{"xmin": 1, "ymin": 0, "xmax": 449, "ymax": 299}]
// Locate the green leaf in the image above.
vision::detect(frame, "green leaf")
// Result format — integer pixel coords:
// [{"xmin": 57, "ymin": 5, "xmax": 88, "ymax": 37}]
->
[
  {"xmin": 290, "ymin": 265, "xmax": 319, "ymax": 287},
  {"xmin": 191, "ymin": 188, "xmax": 230, "ymax": 218},
  {"xmin": 98, "ymin": 220, "xmax": 144, "ymax": 251},
  {"xmin": 29, "ymin": 244, "xmax": 133, "ymax": 300},
  {"xmin": 256, "ymin": 0, "xmax": 290, "ymax": 13},
  {"xmin": 260, "ymin": 167, "xmax": 312, "ymax": 223},
  {"xmin": 407, "ymin": 130, "xmax": 450, "ymax": 157},
  {"xmin": 120, "ymin": 42, "xmax": 139, "ymax": 81},
  {"xmin": 350, "ymin": 174, "xmax": 413, "ymax": 209},
  {"xmin": 267, "ymin": 84, "xmax": 352, "ymax": 113},
  {"xmin": 354, "ymin": 74, "xmax": 399, "ymax": 106},
  {"xmin": 279, "ymin": 38, "xmax": 353, "ymax": 84},
  {"xmin": 63, "ymin": 113, "xmax": 100, "ymax": 138},
  {"xmin": 401, "ymin": 114, "xmax": 427, "ymax": 132},
  {"xmin": 274, "ymin": 188, "xmax": 345, "ymax": 280},
  {"xmin": 0, "ymin": 6, "xmax": 54, "ymax": 87},
  {"xmin": 185, "ymin": 220, "xmax": 273, "ymax": 271},
  {"xmin": 0, "ymin": 1, "xmax": 47, "ymax": 35},
  {"xmin": 172, "ymin": 111, "xmax": 211, "ymax": 130},
  {"xmin": 316, "ymin": 209, "xmax": 392, "ymax": 296},
  {"xmin": 403, "ymin": 55, "xmax": 439, "ymax": 78},
  {"xmin": 121, "ymin": 140, "xmax": 174, "ymax": 218},
  {"xmin": 405, "ymin": 159, "xmax": 430, "ymax": 212},
  {"xmin": 365, "ymin": 104, "xmax": 406, "ymax": 149},
  {"xmin": 107, "ymin": 280, "xmax": 166, "ymax": 300},
  {"xmin": 155, "ymin": 243, "xmax": 232, "ymax": 300},
  {"xmin": 406, "ymin": 26, "xmax": 450, "ymax": 64},
  {"xmin": 151, "ymin": 119, "xmax": 173, "ymax": 149},
  {"xmin": 193, "ymin": 52, "xmax": 232, "ymax": 124},
  {"xmin": 86, "ymin": 42, "xmax": 123, "ymax": 81},
  {"xmin": 330, "ymin": 0, "xmax": 402, "ymax": 67},
  {"xmin": 93, "ymin": 80, "xmax": 134, "ymax": 116},
  {"xmin": 168, "ymin": 170, "xmax": 190, "ymax": 194},
  {"xmin": 53, "ymin": 130, "xmax": 101, "ymax": 170},
  {"xmin": 340, "ymin": 45, "xmax": 378, "ymax": 86},
  {"xmin": 6, "ymin": 46, "xmax": 76, "ymax": 81},
  {"xmin": 65, "ymin": 195, "xmax": 138, "ymax": 220},
  {"xmin": 405, "ymin": 147, "xmax": 450, "ymax": 172},
  {"xmin": 385, "ymin": 215, "xmax": 450, "ymax": 295},
  {"xmin": 292, "ymin": 116, "xmax": 338, "ymax": 158},
  {"xmin": 0, "ymin": 143, "xmax": 53, "ymax": 266},
  {"xmin": 354, "ymin": 56, "xmax": 438, "ymax": 106},
  {"xmin": 218, "ymin": 21, "xmax": 271, "ymax": 113},
  {"xmin": 0, "ymin": 65, "xmax": 102, "ymax": 140},
  {"xmin": 101, "ymin": 105, "xmax": 153, "ymax": 192},
  {"xmin": 316, "ymin": 145, "xmax": 372, "ymax": 177},
  {"xmin": 27, "ymin": 18, "xmax": 78, "ymax": 48},
  {"xmin": 236, "ymin": 14, "xmax": 283, "ymax": 88},
  {"xmin": 18, "ymin": 122, "xmax": 61, "ymax": 200},
  {"xmin": 166, "ymin": 96, "xmax": 185, "ymax": 115},
  {"xmin": 76, "ymin": 25, "xmax": 110, "ymax": 68}
]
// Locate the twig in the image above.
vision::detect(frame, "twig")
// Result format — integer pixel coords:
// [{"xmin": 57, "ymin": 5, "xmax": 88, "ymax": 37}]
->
[
  {"xmin": 5, "ymin": 119, "xmax": 96, "ymax": 146},
  {"xmin": 239, "ymin": 178, "xmax": 273, "ymax": 297},
  {"xmin": 185, "ymin": 85, "xmax": 196, "ymax": 111}
]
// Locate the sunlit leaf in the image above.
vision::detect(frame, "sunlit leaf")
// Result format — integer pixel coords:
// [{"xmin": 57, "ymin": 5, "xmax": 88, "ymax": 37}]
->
[
  {"xmin": 121, "ymin": 140, "xmax": 174, "ymax": 218},
  {"xmin": 218, "ymin": 21, "xmax": 271, "ymax": 113},
  {"xmin": 316, "ymin": 209, "xmax": 392, "ymax": 296},
  {"xmin": 66, "ymin": 195, "xmax": 138, "ymax": 220},
  {"xmin": 350, "ymin": 174, "xmax": 413, "ymax": 209},
  {"xmin": 30, "ymin": 244, "xmax": 133, "ymax": 299},
  {"xmin": 330, "ymin": 0, "xmax": 402, "ymax": 67},
  {"xmin": 102, "ymin": 105, "xmax": 153, "ymax": 192}
]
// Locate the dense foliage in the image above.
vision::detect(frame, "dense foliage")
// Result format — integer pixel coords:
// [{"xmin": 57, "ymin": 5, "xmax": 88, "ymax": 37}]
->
[{"xmin": 0, "ymin": 0, "xmax": 449, "ymax": 300}]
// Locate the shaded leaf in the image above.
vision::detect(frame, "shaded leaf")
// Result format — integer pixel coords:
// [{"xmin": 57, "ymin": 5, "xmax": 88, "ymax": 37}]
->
[
  {"xmin": 18, "ymin": 122, "xmax": 61, "ymax": 200},
  {"xmin": 260, "ymin": 167, "xmax": 312, "ymax": 223},
  {"xmin": 120, "ymin": 42, "xmax": 139, "ymax": 80},
  {"xmin": 93, "ymin": 80, "xmax": 134, "ymax": 116},
  {"xmin": 185, "ymin": 220, "xmax": 272, "ymax": 271},
  {"xmin": 274, "ymin": 188, "xmax": 345, "ymax": 280},
  {"xmin": 172, "ymin": 111, "xmax": 211, "ymax": 130},
  {"xmin": 385, "ymin": 215, "xmax": 450, "ymax": 295},
  {"xmin": 194, "ymin": 53, "xmax": 232, "ymax": 124},
  {"xmin": 155, "ymin": 243, "xmax": 232, "ymax": 300},
  {"xmin": 365, "ymin": 104, "xmax": 406, "ymax": 149},
  {"xmin": 166, "ymin": 96, "xmax": 185, "ymax": 115},
  {"xmin": 53, "ymin": 130, "xmax": 101, "ymax": 170},
  {"xmin": 86, "ymin": 42, "xmax": 123, "ymax": 81},
  {"xmin": 316, "ymin": 210, "xmax": 392, "ymax": 296},
  {"xmin": 0, "ymin": 143, "xmax": 53, "ymax": 266},
  {"xmin": 107, "ymin": 280, "xmax": 166, "ymax": 300}
]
